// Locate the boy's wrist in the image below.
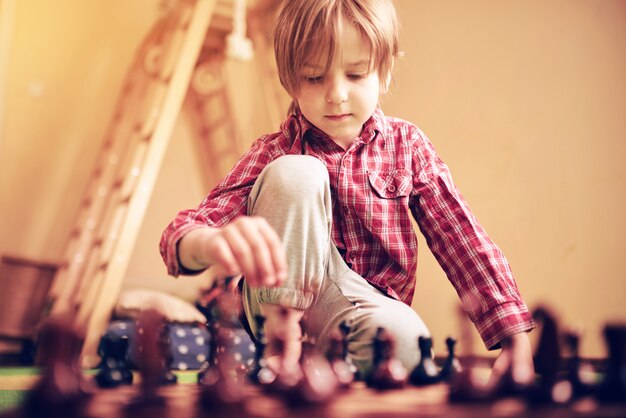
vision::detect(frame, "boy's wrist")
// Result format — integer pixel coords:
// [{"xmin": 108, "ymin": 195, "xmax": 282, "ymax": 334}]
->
[
  {"xmin": 500, "ymin": 331, "xmax": 529, "ymax": 348},
  {"xmin": 178, "ymin": 227, "xmax": 217, "ymax": 272}
]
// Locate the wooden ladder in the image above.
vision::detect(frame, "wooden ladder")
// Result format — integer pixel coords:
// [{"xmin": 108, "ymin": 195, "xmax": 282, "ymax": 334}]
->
[
  {"xmin": 47, "ymin": 0, "xmax": 220, "ymax": 367},
  {"xmin": 184, "ymin": 0, "xmax": 246, "ymax": 186}
]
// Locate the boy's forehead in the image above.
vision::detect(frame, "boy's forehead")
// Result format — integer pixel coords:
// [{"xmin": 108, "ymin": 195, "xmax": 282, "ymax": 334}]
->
[{"xmin": 303, "ymin": 25, "xmax": 372, "ymax": 69}]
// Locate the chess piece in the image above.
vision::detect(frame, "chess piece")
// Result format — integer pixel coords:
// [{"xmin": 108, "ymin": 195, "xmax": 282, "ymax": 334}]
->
[
  {"xmin": 438, "ymin": 337, "xmax": 462, "ymax": 382},
  {"xmin": 263, "ymin": 307, "xmax": 305, "ymax": 393},
  {"xmin": 367, "ymin": 327, "xmax": 407, "ymax": 389},
  {"xmin": 265, "ymin": 335, "xmax": 304, "ymax": 394},
  {"xmin": 287, "ymin": 338, "xmax": 339, "ymax": 406},
  {"xmin": 197, "ymin": 305, "xmax": 221, "ymax": 382},
  {"xmin": 338, "ymin": 320, "xmax": 360, "ymax": 380},
  {"xmin": 448, "ymin": 357, "xmax": 493, "ymax": 403},
  {"xmin": 596, "ymin": 324, "xmax": 626, "ymax": 403},
  {"xmin": 409, "ymin": 336, "xmax": 440, "ymax": 386},
  {"xmin": 198, "ymin": 329, "xmax": 246, "ymax": 413},
  {"xmin": 126, "ymin": 309, "xmax": 174, "ymax": 409},
  {"xmin": 23, "ymin": 314, "xmax": 92, "ymax": 418},
  {"xmin": 95, "ymin": 334, "xmax": 133, "ymax": 388},
  {"xmin": 326, "ymin": 329, "xmax": 355, "ymax": 388},
  {"xmin": 525, "ymin": 306, "xmax": 572, "ymax": 405},
  {"xmin": 247, "ymin": 315, "xmax": 276, "ymax": 386},
  {"xmin": 448, "ymin": 305, "xmax": 494, "ymax": 403},
  {"xmin": 563, "ymin": 330, "xmax": 596, "ymax": 399}
]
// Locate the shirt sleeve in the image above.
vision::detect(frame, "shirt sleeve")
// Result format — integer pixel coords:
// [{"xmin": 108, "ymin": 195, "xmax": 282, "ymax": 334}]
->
[
  {"xmin": 159, "ymin": 136, "xmax": 279, "ymax": 277},
  {"xmin": 409, "ymin": 128, "xmax": 535, "ymax": 350}
]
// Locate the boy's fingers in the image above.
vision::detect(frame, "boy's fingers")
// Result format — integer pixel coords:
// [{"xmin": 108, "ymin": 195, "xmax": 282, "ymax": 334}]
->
[
  {"xmin": 208, "ymin": 234, "xmax": 240, "ymax": 276},
  {"xmin": 222, "ymin": 226, "xmax": 259, "ymax": 285}
]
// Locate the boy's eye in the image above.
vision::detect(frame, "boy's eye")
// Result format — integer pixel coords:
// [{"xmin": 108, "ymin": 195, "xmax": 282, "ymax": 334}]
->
[
  {"xmin": 304, "ymin": 75, "xmax": 324, "ymax": 84},
  {"xmin": 348, "ymin": 73, "xmax": 366, "ymax": 80}
]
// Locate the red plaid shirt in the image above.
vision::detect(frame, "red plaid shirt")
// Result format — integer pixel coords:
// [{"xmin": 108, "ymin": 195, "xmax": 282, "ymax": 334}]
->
[{"xmin": 160, "ymin": 108, "xmax": 534, "ymax": 349}]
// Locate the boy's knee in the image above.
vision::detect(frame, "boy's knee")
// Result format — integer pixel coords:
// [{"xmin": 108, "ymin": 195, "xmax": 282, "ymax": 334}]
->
[{"xmin": 260, "ymin": 155, "xmax": 329, "ymax": 197}]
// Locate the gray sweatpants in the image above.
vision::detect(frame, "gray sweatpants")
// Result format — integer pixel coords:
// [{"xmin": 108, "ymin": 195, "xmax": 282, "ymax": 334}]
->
[{"xmin": 241, "ymin": 155, "xmax": 429, "ymax": 376}]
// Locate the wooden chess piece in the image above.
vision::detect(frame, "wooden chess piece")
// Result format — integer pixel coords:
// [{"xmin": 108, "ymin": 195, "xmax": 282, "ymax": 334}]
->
[
  {"xmin": 198, "ymin": 329, "xmax": 246, "ymax": 414},
  {"xmin": 197, "ymin": 304, "xmax": 220, "ymax": 383},
  {"xmin": 596, "ymin": 324, "xmax": 626, "ymax": 403},
  {"xmin": 525, "ymin": 306, "xmax": 572, "ymax": 405},
  {"xmin": 126, "ymin": 309, "xmax": 173, "ymax": 410},
  {"xmin": 23, "ymin": 314, "xmax": 93, "ymax": 418},
  {"xmin": 287, "ymin": 338, "xmax": 339, "ymax": 406},
  {"xmin": 563, "ymin": 330, "xmax": 596, "ymax": 399},
  {"xmin": 448, "ymin": 305, "xmax": 493, "ymax": 403},
  {"xmin": 367, "ymin": 327, "xmax": 408, "ymax": 389},
  {"xmin": 247, "ymin": 315, "xmax": 276, "ymax": 386},
  {"xmin": 438, "ymin": 337, "xmax": 462, "ymax": 382},
  {"xmin": 409, "ymin": 336, "xmax": 440, "ymax": 386},
  {"xmin": 338, "ymin": 320, "xmax": 360, "ymax": 380},
  {"xmin": 326, "ymin": 329, "xmax": 355, "ymax": 388},
  {"xmin": 264, "ymin": 335, "xmax": 304, "ymax": 394},
  {"xmin": 95, "ymin": 334, "xmax": 133, "ymax": 388}
]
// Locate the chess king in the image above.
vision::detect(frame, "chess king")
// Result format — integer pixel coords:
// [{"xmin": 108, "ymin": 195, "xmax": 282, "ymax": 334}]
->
[{"xmin": 160, "ymin": 0, "xmax": 535, "ymax": 382}]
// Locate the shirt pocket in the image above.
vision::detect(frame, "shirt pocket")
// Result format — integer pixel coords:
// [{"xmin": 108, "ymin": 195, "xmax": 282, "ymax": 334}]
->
[{"xmin": 365, "ymin": 169, "xmax": 413, "ymax": 232}]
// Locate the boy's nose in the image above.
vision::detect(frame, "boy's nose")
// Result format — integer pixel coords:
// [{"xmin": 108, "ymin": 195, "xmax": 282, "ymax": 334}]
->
[{"xmin": 326, "ymin": 79, "xmax": 348, "ymax": 104}]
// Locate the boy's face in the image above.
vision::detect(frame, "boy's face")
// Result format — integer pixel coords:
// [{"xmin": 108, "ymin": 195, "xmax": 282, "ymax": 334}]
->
[{"xmin": 294, "ymin": 24, "xmax": 380, "ymax": 147}]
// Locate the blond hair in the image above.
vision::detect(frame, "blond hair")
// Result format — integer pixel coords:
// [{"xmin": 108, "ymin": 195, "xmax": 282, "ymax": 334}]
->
[{"xmin": 273, "ymin": 0, "xmax": 400, "ymax": 104}]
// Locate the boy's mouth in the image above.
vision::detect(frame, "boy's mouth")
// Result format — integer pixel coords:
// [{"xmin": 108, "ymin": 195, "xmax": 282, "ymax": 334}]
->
[{"xmin": 325, "ymin": 114, "xmax": 351, "ymax": 121}]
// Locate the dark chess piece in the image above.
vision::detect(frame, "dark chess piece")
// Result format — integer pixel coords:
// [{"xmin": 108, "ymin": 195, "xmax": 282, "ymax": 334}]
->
[
  {"xmin": 287, "ymin": 338, "xmax": 339, "ymax": 407},
  {"xmin": 197, "ymin": 304, "xmax": 221, "ymax": 382},
  {"xmin": 438, "ymin": 337, "xmax": 462, "ymax": 382},
  {"xmin": 448, "ymin": 357, "xmax": 493, "ymax": 403},
  {"xmin": 367, "ymin": 327, "xmax": 408, "ymax": 389},
  {"xmin": 23, "ymin": 314, "xmax": 92, "ymax": 418},
  {"xmin": 264, "ymin": 308, "xmax": 307, "ymax": 394},
  {"xmin": 198, "ymin": 330, "xmax": 246, "ymax": 414},
  {"xmin": 247, "ymin": 315, "xmax": 276, "ymax": 386},
  {"xmin": 525, "ymin": 306, "xmax": 572, "ymax": 405},
  {"xmin": 126, "ymin": 309, "xmax": 175, "ymax": 410},
  {"xmin": 448, "ymin": 305, "xmax": 495, "ymax": 403},
  {"xmin": 158, "ymin": 324, "xmax": 178, "ymax": 385},
  {"xmin": 409, "ymin": 336, "xmax": 440, "ymax": 386},
  {"xmin": 596, "ymin": 324, "xmax": 626, "ymax": 403},
  {"xmin": 326, "ymin": 329, "xmax": 355, "ymax": 388},
  {"xmin": 338, "ymin": 320, "xmax": 360, "ymax": 380},
  {"xmin": 563, "ymin": 330, "xmax": 596, "ymax": 399},
  {"xmin": 265, "ymin": 335, "xmax": 304, "ymax": 394},
  {"xmin": 95, "ymin": 334, "xmax": 133, "ymax": 388}
]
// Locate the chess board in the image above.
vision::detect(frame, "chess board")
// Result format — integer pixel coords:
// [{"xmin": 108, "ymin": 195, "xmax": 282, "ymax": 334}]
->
[
  {"xmin": 2, "ymin": 306, "xmax": 624, "ymax": 418},
  {"xmin": 2, "ymin": 376, "xmax": 626, "ymax": 418}
]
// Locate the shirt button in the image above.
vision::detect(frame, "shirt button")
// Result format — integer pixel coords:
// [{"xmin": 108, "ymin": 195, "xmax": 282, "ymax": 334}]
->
[
  {"xmin": 348, "ymin": 252, "xmax": 356, "ymax": 261},
  {"xmin": 342, "ymin": 159, "xmax": 349, "ymax": 167},
  {"xmin": 341, "ymin": 205, "xmax": 350, "ymax": 215},
  {"xmin": 387, "ymin": 185, "xmax": 396, "ymax": 193}
]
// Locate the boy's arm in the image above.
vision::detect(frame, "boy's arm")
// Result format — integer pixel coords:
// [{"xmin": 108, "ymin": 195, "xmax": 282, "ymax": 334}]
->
[
  {"xmin": 410, "ymin": 129, "xmax": 535, "ymax": 350},
  {"xmin": 159, "ymin": 133, "xmax": 285, "ymax": 280}
]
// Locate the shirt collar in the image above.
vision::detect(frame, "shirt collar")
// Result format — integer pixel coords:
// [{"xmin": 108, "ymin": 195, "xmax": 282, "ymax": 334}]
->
[{"xmin": 282, "ymin": 107, "xmax": 386, "ymax": 153}]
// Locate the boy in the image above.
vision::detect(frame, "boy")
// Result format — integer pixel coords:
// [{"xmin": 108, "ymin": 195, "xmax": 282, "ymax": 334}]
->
[{"xmin": 160, "ymin": 0, "xmax": 535, "ymax": 381}]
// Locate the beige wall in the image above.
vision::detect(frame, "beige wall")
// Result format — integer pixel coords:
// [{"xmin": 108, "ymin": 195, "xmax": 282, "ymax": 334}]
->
[
  {"xmin": 1, "ymin": 0, "xmax": 625, "ymax": 358},
  {"xmin": 0, "ymin": 0, "xmax": 161, "ymax": 259},
  {"xmin": 390, "ymin": 0, "xmax": 626, "ymax": 357}
]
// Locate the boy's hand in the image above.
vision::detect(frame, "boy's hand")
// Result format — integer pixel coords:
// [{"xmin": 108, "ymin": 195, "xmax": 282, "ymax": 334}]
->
[
  {"xmin": 489, "ymin": 332, "xmax": 534, "ymax": 386},
  {"xmin": 179, "ymin": 216, "xmax": 287, "ymax": 287}
]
